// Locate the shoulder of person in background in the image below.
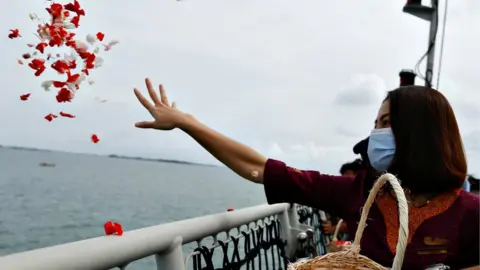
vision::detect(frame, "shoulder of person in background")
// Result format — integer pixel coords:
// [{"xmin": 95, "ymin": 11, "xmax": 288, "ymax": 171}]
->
[{"xmin": 467, "ymin": 175, "xmax": 479, "ymax": 194}]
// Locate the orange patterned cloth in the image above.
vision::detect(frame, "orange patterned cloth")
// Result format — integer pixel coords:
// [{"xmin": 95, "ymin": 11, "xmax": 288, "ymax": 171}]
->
[{"xmin": 376, "ymin": 189, "xmax": 461, "ymax": 254}]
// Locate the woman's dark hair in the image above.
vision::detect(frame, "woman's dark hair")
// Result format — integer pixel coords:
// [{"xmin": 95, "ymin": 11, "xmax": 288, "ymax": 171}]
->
[
  {"xmin": 385, "ymin": 86, "xmax": 467, "ymax": 194},
  {"xmin": 340, "ymin": 159, "xmax": 364, "ymax": 175}
]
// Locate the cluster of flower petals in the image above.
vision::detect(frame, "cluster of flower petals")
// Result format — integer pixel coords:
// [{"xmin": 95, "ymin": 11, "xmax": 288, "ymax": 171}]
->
[{"xmin": 9, "ymin": 0, "xmax": 119, "ymax": 142}]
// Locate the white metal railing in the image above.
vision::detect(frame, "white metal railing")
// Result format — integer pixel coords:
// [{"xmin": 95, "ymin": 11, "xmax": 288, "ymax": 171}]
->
[{"xmin": 0, "ymin": 203, "xmax": 313, "ymax": 270}]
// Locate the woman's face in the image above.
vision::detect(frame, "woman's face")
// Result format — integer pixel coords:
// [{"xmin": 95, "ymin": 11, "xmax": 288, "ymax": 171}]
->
[{"xmin": 375, "ymin": 100, "xmax": 391, "ymax": 129}]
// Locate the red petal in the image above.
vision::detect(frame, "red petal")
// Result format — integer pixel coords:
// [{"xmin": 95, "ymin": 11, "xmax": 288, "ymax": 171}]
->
[
  {"xmin": 67, "ymin": 73, "xmax": 80, "ymax": 83},
  {"xmin": 35, "ymin": 42, "xmax": 48, "ymax": 53},
  {"xmin": 104, "ymin": 221, "xmax": 123, "ymax": 236},
  {"xmin": 59, "ymin": 111, "xmax": 75, "ymax": 118},
  {"xmin": 96, "ymin": 32, "xmax": 105, "ymax": 41},
  {"xmin": 20, "ymin": 93, "xmax": 31, "ymax": 101},
  {"xmin": 91, "ymin": 134, "xmax": 100, "ymax": 143},
  {"xmin": 53, "ymin": 81, "xmax": 66, "ymax": 88},
  {"xmin": 113, "ymin": 222, "xmax": 123, "ymax": 236},
  {"xmin": 56, "ymin": 88, "xmax": 73, "ymax": 103},
  {"xmin": 44, "ymin": 113, "xmax": 58, "ymax": 122},
  {"xmin": 8, "ymin": 29, "xmax": 21, "ymax": 39},
  {"xmin": 104, "ymin": 222, "xmax": 115, "ymax": 235}
]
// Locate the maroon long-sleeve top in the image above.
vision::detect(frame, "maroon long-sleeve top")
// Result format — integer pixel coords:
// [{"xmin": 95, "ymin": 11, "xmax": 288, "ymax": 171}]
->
[{"xmin": 263, "ymin": 159, "xmax": 479, "ymax": 270}]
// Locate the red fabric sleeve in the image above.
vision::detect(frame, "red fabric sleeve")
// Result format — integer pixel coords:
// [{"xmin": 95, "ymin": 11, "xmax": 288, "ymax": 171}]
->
[
  {"xmin": 263, "ymin": 159, "xmax": 366, "ymax": 219},
  {"xmin": 458, "ymin": 192, "xmax": 480, "ymax": 268}
]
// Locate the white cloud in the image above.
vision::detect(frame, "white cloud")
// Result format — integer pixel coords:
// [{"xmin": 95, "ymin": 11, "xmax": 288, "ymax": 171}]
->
[
  {"xmin": 334, "ymin": 74, "xmax": 386, "ymax": 107},
  {"xmin": 0, "ymin": 0, "xmax": 478, "ymax": 175}
]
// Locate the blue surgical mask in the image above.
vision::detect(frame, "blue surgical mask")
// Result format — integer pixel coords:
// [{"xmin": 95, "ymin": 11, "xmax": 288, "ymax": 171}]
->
[{"xmin": 367, "ymin": 128, "xmax": 395, "ymax": 172}]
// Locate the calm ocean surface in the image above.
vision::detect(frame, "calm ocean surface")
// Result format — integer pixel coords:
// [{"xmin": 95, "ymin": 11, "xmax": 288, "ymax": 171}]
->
[{"xmin": 0, "ymin": 147, "xmax": 268, "ymax": 269}]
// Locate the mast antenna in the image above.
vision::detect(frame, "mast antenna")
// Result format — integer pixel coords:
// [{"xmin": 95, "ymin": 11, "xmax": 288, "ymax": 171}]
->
[{"xmin": 402, "ymin": 0, "xmax": 439, "ymax": 88}]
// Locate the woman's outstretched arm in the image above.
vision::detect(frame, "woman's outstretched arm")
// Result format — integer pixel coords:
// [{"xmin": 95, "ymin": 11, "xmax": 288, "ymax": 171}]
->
[
  {"xmin": 133, "ymin": 78, "xmax": 267, "ymax": 183},
  {"xmin": 179, "ymin": 114, "xmax": 267, "ymax": 183},
  {"xmin": 133, "ymin": 78, "xmax": 364, "ymax": 216}
]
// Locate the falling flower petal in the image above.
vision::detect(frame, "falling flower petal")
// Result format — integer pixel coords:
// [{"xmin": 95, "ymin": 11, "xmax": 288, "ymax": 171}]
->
[
  {"xmin": 94, "ymin": 56, "xmax": 103, "ymax": 68},
  {"xmin": 9, "ymin": 0, "xmax": 119, "ymax": 143},
  {"xmin": 96, "ymin": 32, "xmax": 104, "ymax": 41},
  {"xmin": 91, "ymin": 134, "xmax": 100, "ymax": 143},
  {"xmin": 59, "ymin": 111, "xmax": 75, "ymax": 118},
  {"xmin": 28, "ymin": 58, "xmax": 46, "ymax": 76},
  {"xmin": 20, "ymin": 93, "xmax": 31, "ymax": 101},
  {"xmin": 56, "ymin": 88, "xmax": 73, "ymax": 102},
  {"xmin": 86, "ymin": 34, "xmax": 96, "ymax": 44},
  {"xmin": 8, "ymin": 29, "xmax": 21, "ymax": 39},
  {"xmin": 104, "ymin": 40, "xmax": 119, "ymax": 51},
  {"xmin": 41, "ymin": 80, "xmax": 53, "ymax": 91},
  {"xmin": 35, "ymin": 42, "xmax": 48, "ymax": 53},
  {"xmin": 44, "ymin": 113, "xmax": 58, "ymax": 122}
]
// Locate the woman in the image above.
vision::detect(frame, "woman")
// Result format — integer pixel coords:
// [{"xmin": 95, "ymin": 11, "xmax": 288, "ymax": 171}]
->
[{"xmin": 133, "ymin": 79, "xmax": 479, "ymax": 269}]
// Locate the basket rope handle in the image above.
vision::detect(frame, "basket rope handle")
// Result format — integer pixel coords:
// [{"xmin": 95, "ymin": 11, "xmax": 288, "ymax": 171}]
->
[
  {"xmin": 352, "ymin": 173, "xmax": 409, "ymax": 270},
  {"xmin": 332, "ymin": 219, "xmax": 343, "ymax": 242}
]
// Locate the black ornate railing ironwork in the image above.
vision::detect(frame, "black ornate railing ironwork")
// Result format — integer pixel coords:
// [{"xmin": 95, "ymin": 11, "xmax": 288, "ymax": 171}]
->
[{"xmin": 190, "ymin": 218, "xmax": 288, "ymax": 270}]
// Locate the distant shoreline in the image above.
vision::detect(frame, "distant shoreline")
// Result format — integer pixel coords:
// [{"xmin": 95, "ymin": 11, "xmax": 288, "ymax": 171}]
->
[{"xmin": 0, "ymin": 145, "xmax": 218, "ymax": 168}]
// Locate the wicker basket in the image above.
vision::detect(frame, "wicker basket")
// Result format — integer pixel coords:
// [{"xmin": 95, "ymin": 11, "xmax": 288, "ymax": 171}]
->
[
  {"xmin": 325, "ymin": 219, "xmax": 351, "ymax": 253},
  {"xmin": 288, "ymin": 173, "xmax": 409, "ymax": 270}
]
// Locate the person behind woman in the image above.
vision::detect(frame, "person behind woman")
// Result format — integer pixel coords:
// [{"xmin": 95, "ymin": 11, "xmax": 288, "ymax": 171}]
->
[
  {"xmin": 133, "ymin": 79, "xmax": 479, "ymax": 270},
  {"xmin": 467, "ymin": 175, "xmax": 479, "ymax": 194},
  {"xmin": 339, "ymin": 159, "xmax": 363, "ymax": 177},
  {"xmin": 322, "ymin": 159, "xmax": 364, "ymax": 238}
]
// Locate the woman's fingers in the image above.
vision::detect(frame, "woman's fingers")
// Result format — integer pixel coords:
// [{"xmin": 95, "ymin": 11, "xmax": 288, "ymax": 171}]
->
[
  {"xmin": 134, "ymin": 88, "xmax": 154, "ymax": 112},
  {"xmin": 135, "ymin": 121, "xmax": 155, "ymax": 129},
  {"xmin": 159, "ymin": 84, "xmax": 170, "ymax": 106},
  {"xmin": 145, "ymin": 78, "xmax": 162, "ymax": 105}
]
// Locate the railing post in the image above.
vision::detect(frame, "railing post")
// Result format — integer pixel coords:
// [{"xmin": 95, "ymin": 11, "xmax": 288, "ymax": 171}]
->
[
  {"xmin": 288, "ymin": 204, "xmax": 300, "ymax": 226},
  {"xmin": 278, "ymin": 205, "xmax": 295, "ymax": 259},
  {"xmin": 155, "ymin": 236, "xmax": 185, "ymax": 270},
  {"xmin": 278, "ymin": 203, "xmax": 309, "ymax": 260}
]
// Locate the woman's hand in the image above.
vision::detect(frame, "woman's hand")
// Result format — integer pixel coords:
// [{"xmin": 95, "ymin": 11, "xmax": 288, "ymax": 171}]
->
[
  {"xmin": 133, "ymin": 77, "xmax": 267, "ymax": 183},
  {"xmin": 133, "ymin": 78, "xmax": 187, "ymax": 130}
]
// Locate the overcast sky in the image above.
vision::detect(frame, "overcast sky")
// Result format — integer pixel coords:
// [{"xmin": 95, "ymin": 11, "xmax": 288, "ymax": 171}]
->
[{"xmin": 0, "ymin": 0, "xmax": 479, "ymax": 175}]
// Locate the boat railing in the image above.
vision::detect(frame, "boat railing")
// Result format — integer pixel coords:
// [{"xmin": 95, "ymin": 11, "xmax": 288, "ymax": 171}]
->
[{"xmin": 0, "ymin": 203, "xmax": 324, "ymax": 270}]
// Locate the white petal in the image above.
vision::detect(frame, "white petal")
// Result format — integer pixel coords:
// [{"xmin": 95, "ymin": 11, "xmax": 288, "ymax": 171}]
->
[
  {"xmin": 63, "ymin": 23, "xmax": 76, "ymax": 29},
  {"xmin": 94, "ymin": 57, "xmax": 104, "ymax": 68},
  {"xmin": 108, "ymin": 40, "xmax": 120, "ymax": 46},
  {"xmin": 104, "ymin": 40, "xmax": 119, "ymax": 51},
  {"xmin": 65, "ymin": 51, "xmax": 78, "ymax": 61},
  {"xmin": 86, "ymin": 34, "xmax": 96, "ymax": 45},
  {"xmin": 41, "ymin": 81, "xmax": 53, "ymax": 91},
  {"xmin": 74, "ymin": 40, "xmax": 88, "ymax": 52},
  {"xmin": 77, "ymin": 74, "xmax": 87, "ymax": 84}
]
